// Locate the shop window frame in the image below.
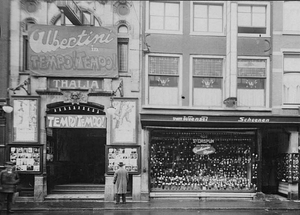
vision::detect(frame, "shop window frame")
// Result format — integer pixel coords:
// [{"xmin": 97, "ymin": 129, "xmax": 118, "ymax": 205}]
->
[
  {"xmin": 146, "ymin": 0, "xmax": 183, "ymax": 35},
  {"xmin": 190, "ymin": 1, "xmax": 226, "ymax": 36},
  {"xmin": 190, "ymin": 55, "xmax": 225, "ymax": 108},
  {"xmin": 237, "ymin": 57, "xmax": 270, "ymax": 108},
  {"xmin": 145, "ymin": 53, "xmax": 182, "ymax": 107},
  {"xmin": 237, "ymin": 1, "xmax": 270, "ymax": 37}
]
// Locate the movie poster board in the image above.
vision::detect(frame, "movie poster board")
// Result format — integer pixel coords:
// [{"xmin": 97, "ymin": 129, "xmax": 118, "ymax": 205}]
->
[
  {"xmin": 110, "ymin": 98, "xmax": 137, "ymax": 144},
  {"xmin": 8, "ymin": 145, "xmax": 43, "ymax": 174},
  {"xmin": 106, "ymin": 145, "xmax": 140, "ymax": 175},
  {"xmin": 12, "ymin": 97, "xmax": 39, "ymax": 143}
]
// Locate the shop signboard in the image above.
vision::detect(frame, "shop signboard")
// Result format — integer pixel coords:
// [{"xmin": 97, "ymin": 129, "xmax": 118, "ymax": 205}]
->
[
  {"xmin": 193, "ymin": 144, "xmax": 216, "ymax": 155},
  {"xmin": 8, "ymin": 145, "xmax": 43, "ymax": 174},
  {"xmin": 141, "ymin": 114, "xmax": 300, "ymax": 125},
  {"xmin": 28, "ymin": 25, "xmax": 118, "ymax": 78},
  {"xmin": 46, "ymin": 114, "xmax": 106, "ymax": 128},
  {"xmin": 106, "ymin": 145, "xmax": 140, "ymax": 174},
  {"xmin": 12, "ymin": 97, "xmax": 39, "ymax": 143}
]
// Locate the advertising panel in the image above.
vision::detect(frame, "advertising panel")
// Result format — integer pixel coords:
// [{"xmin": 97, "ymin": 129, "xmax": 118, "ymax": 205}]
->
[
  {"xmin": 28, "ymin": 25, "xmax": 118, "ymax": 77},
  {"xmin": 106, "ymin": 145, "xmax": 140, "ymax": 174},
  {"xmin": 9, "ymin": 145, "xmax": 42, "ymax": 174}
]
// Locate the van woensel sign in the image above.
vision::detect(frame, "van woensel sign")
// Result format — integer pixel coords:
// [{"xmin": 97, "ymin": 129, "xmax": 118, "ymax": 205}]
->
[{"xmin": 28, "ymin": 25, "xmax": 117, "ymax": 77}]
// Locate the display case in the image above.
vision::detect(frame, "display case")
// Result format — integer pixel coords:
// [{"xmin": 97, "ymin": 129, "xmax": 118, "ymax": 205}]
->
[
  {"xmin": 8, "ymin": 145, "xmax": 43, "ymax": 174},
  {"xmin": 277, "ymin": 153, "xmax": 299, "ymax": 183},
  {"xmin": 106, "ymin": 145, "xmax": 140, "ymax": 174},
  {"xmin": 150, "ymin": 131, "xmax": 258, "ymax": 192}
]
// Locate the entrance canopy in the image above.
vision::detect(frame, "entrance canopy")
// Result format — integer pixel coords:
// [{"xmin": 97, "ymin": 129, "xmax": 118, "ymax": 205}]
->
[{"xmin": 47, "ymin": 101, "xmax": 105, "ymax": 115}]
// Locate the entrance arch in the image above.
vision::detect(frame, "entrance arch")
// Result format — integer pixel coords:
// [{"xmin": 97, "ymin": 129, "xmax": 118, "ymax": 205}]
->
[{"xmin": 45, "ymin": 101, "xmax": 107, "ymax": 193}]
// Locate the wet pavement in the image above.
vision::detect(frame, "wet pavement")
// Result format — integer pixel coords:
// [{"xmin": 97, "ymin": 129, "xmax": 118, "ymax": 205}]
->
[
  {"xmin": 4, "ymin": 210, "xmax": 300, "ymax": 215},
  {"xmin": 1, "ymin": 197, "xmax": 300, "ymax": 214}
]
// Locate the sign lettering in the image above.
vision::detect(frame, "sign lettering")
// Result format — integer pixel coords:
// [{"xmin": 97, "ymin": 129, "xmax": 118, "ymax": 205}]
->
[
  {"xmin": 46, "ymin": 115, "xmax": 106, "ymax": 128},
  {"xmin": 28, "ymin": 25, "xmax": 117, "ymax": 77}
]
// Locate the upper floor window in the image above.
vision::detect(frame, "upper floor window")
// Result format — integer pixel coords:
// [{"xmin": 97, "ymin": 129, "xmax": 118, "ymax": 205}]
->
[
  {"xmin": 192, "ymin": 57, "xmax": 224, "ymax": 107},
  {"xmin": 237, "ymin": 58, "xmax": 268, "ymax": 107},
  {"xmin": 283, "ymin": 2, "xmax": 300, "ymax": 34},
  {"xmin": 192, "ymin": 2, "xmax": 224, "ymax": 35},
  {"xmin": 146, "ymin": 1, "xmax": 182, "ymax": 34},
  {"xmin": 147, "ymin": 55, "xmax": 181, "ymax": 106},
  {"xmin": 238, "ymin": 2, "xmax": 270, "ymax": 36},
  {"xmin": 283, "ymin": 54, "xmax": 300, "ymax": 105},
  {"xmin": 118, "ymin": 38, "xmax": 129, "ymax": 73}
]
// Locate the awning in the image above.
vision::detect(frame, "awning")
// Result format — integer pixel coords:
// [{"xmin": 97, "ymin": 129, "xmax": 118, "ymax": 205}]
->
[{"xmin": 140, "ymin": 113, "xmax": 300, "ymax": 128}]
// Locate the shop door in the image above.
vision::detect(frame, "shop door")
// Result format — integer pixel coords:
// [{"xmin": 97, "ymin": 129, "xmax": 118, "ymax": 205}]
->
[{"xmin": 47, "ymin": 128, "xmax": 106, "ymax": 187}]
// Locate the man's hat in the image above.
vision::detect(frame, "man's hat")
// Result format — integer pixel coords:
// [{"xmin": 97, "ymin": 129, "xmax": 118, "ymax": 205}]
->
[
  {"xmin": 118, "ymin": 162, "xmax": 124, "ymax": 167},
  {"xmin": 5, "ymin": 161, "xmax": 14, "ymax": 166}
]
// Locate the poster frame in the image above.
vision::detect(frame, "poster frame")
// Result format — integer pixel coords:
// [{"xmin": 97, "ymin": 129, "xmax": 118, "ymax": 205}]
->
[
  {"xmin": 8, "ymin": 144, "xmax": 43, "ymax": 174},
  {"xmin": 110, "ymin": 98, "xmax": 138, "ymax": 144},
  {"xmin": 105, "ymin": 145, "xmax": 141, "ymax": 175},
  {"xmin": 12, "ymin": 96, "xmax": 40, "ymax": 143}
]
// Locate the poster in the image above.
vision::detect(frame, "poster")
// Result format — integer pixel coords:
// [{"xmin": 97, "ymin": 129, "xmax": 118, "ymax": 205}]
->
[
  {"xmin": 13, "ymin": 98, "xmax": 38, "ymax": 142},
  {"xmin": 111, "ymin": 99, "xmax": 137, "ymax": 143},
  {"xmin": 106, "ymin": 146, "xmax": 140, "ymax": 174},
  {"xmin": 9, "ymin": 146, "xmax": 42, "ymax": 173}
]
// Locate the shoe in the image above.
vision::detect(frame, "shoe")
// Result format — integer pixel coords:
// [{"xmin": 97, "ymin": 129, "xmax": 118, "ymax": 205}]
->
[
  {"xmin": 7, "ymin": 210, "xmax": 14, "ymax": 213},
  {"xmin": 115, "ymin": 202, "xmax": 120, "ymax": 204}
]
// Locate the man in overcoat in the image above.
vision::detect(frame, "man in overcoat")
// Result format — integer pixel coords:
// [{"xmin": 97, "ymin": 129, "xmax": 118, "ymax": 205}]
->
[
  {"xmin": 113, "ymin": 162, "xmax": 128, "ymax": 204},
  {"xmin": 0, "ymin": 162, "xmax": 20, "ymax": 213}
]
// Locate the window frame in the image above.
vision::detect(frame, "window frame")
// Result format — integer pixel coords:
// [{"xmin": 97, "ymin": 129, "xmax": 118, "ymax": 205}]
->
[
  {"xmin": 118, "ymin": 38, "xmax": 129, "ymax": 73},
  {"xmin": 283, "ymin": 1, "xmax": 300, "ymax": 35},
  {"xmin": 282, "ymin": 52, "xmax": 300, "ymax": 107},
  {"xmin": 237, "ymin": 1, "xmax": 270, "ymax": 37},
  {"xmin": 145, "ymin": 53, "xmax": 183, "ymax": 107},
  {"xmin": 146, "ymin": 0, "xmax": 183, "ymax": 35},
  {"xmin": 189, "ymin": 55, "xmax": 225, "ymax": 107},
  {"xmin": 190, "ymin": 1, "xmax": 226, "ymax": 36},
  {"xmin": 237, "ymin": 56, "xmax": 270, "ymax": 108}
]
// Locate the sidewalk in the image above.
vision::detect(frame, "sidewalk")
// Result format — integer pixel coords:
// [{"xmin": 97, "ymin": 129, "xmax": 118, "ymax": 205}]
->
[{"xmin": 7, "ymin": 197, "xmax": 300, "ymax": 212}]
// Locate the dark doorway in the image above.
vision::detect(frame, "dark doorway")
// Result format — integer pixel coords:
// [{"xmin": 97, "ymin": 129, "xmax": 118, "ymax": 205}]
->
[{"xmin": 47, "ymin": 128, "xmax": 106, "ymax": 190}]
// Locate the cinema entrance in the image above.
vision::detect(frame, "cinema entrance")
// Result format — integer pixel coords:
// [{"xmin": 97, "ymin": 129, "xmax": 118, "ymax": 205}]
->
[{"xmin": 45, "ymin": 102, "xmax": 107, "ymax": 193}]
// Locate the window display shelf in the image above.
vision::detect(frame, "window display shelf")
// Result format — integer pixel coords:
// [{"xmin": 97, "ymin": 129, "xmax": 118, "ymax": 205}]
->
[
  {"xmin": 150, "ymin": 131, "xmax": 258, "ymax": 192},
  {"xmin": 277, "ymin": 153, "xmax": 299, "ymax": 183}
]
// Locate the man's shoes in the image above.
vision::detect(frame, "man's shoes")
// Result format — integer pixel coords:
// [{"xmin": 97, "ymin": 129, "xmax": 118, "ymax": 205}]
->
[
  {"xmin": 7, "ymin": 210, "xmax": 14, "ymax": 213},
  {"xmin": 115, "ymin": 202, "xmax": 120, "ymax": 204}
]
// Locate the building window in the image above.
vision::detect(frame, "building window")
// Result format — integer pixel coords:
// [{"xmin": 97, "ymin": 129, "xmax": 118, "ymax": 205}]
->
[
  {"xmin": 147, "ymin": 1, "xmax": 182, "ymax": 34},
  {"xmin": 283, "ymin": 54, "xmax": 300, "ymax": 105},
  {"xmin": 238, "ymin": 4, "xmax": 268, "ymax": 35},
  {"xmin": 118, "ymin": 38, "xmax": 129, "ymax": 73},
  {"xmin": 23, "ymin": 36, "xmax": 29, "ymax": 71},
  {"xmin": 147, "ymin": 55, "xmax": 180, "ymax": 106},
  {"xmin": 192, "ymin": 58, "xmax": 223, "ymax": 107},
  {"xmin": 192, "ymin": 3, "xmax": 223, "ymax": 34},
  {"xmin": 237, "ymin": 59, "xmax": 267, "ymax": 107},
  {"xmin": 283, "ymin": 2, "xmax": 300, "ymax": 33}
]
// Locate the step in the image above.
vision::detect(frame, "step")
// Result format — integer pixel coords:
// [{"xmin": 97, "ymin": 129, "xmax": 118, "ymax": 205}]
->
[
  {"xmin": 51, "ymin": 189, "xmax": 104, "ymax": 194},
  {"xmin": 54, "ymin": 184, "xmax": 105, "ymax": 191},
  {"xmin": 45, "ymin": 193, "xmax": 105, "ymax": 201}
]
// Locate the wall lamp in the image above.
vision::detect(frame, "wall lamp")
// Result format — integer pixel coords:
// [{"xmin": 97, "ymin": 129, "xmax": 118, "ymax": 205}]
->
[
  {"xmin": 0, "ymin": 98, "xmax": 13, "ymax": 113},
  {"xmin": 106, "ymin": 79, "xmax": 123, "ymax": 115}
]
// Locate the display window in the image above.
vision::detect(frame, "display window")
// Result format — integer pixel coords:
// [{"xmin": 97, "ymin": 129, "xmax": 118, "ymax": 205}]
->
[{"xmin": 150, "ymin": 130, "xmax": 258, "ymax": 192}]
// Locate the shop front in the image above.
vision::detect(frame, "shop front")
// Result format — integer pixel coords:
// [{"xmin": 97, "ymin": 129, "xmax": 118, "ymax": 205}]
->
[{"xmin": 141, "ymin": 113, "xmax": 300, "ymax": 199}]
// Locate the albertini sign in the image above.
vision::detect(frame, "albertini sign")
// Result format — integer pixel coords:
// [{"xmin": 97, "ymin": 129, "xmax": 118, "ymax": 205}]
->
[
  {"xmin": 28, "ymin": 25, "xmax": 117, "ymax": 78},
  {"xmin": 46, "ymin": 115, "xmax": 106, "ymax": 128}
]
